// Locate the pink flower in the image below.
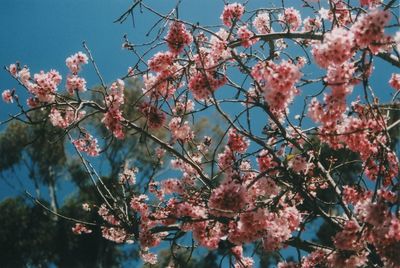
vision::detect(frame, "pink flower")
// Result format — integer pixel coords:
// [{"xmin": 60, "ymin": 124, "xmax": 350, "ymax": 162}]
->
[
  {"xmin": 72, "ymin": 223, "xmax": 92, "ymax": 235},
  {"xmin": 141, "ymin": 251, "xmax": 158, "ymax": 265},
  {"xmin": 26, "ymin": 97, "xmax": 40, "ymax": 108},
  {"xmin": 165, "ymin": 21, "xmax": 193, "ymax": 54},
  {"xmin": 253, "ymin": 60, "xmax": 302, "ymax": 113},
  {"xmin": 279, "ymin": 7, "xmax": 301, "ymax": 31},
  {"xmin": 257, "ymin": 149, "xmax": 279, "ymax": 172},
  {"xmin": 173, "ymin": 98, "xmax": 195, "ymax": 115},
  {"xmin": 360, "ymin": 0, "xmax": 382, "ymax": 6},
  {"xmin": 18, "ymin": 67, "xmax": 31, "ymax": 85},
  {"xmin": 142, "ymin": 71, "xmax": 178, "ymax": 100},
  {"xmin": 389, "ymin": 73, "xmax": 400, "ymax": 91},
  {"xmin": 66, "ymin": 75, "xmax": 87, "ymax": 94},
  {"xmin": 102, "ymin": 80, "xmax": 125, "ymax": 139},
  {"xmin": 9, "ymin": 63, "xmax": 17, "ymax": 77},
  {"xmin": 237, "ymin": 25, "xmax": 257, "ymax": 48},
  {"xmin": 288, "ymin": 155, "xmax": 311, "ymax": 174},
  {"xmin": 72, "ymin": 133, "xmax": 100, "ymax": 157},
  {"xmin": 148, "ymin": 51, "xmax": 175, "ymax": 72},
  {"xmin": 303, "ymin": 17, "xmax": 321, "ymax": 32},
  {"xmin": 101, "ymin": 227, "xmax": 127, "ymax": 243},
  {"xmin": 208, "ymin": 177, "xmax": 248, "ymax": 217},
  {"xmin": 351, "ymin": 8, "xmax": 391, "ymax": 54},
  {"xmin": 49, "ymin": 107, "xmax": 85, "ymax": 129},
  {"xmin": 210, "ymin": 28, "xmax": 231, "ymax": 61},
  {"xmin": 140, "ymin": 103, "xmax": 166, "ymax": 129},
  {"xmin": 253, "ymin": 12, "xmax": 271, "ymax": 34},
  {"xmin": 130, "ymin": 194, "xmax": 149, "ymax": 216},
  {"xmin": 82, "ymin": 203, "xmax": 91, "ymax": 211},
  {"xmin": 227, "ymin": 128, "xmax": 249, "ymax": 153},
  {"xmin": 2, "ymin": 89, "xmax": 13, "ymax": 103},
  {"xmin": 188, "ymin": 71, "xmax": 226, "ymax": 100},
  {"xmin": 312, "ymin": 28, "xmax": 355, "ymax": 68},
  {"xmin": 334, "ymin": 220, "xmax": 363, "ymax": 250},
  {"xmin": 27, "ymin": 69, "xmax": 62, "ymax": 103},
  {"xmin": 66, "ymin": 51, "xmax": 88, "ymax": 74},
  {"xmin": 98, "ymin": 204, "xmax": 120, "ymax": 225},
  {"xmin": 301, "ymin": 250, "xmax": 326, "ymax": 268},
  {"xmin": 168, "ymin": 117, "xmax": 193, "ymax": 141},
  {"xmin": 221, "ymin": 3, "xmax": 245, "ymax": 27}
]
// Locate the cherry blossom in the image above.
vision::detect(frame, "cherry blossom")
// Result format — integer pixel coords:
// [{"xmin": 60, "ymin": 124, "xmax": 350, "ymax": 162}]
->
[
  {"xmin": 279, "ymin": 7, "xmax": 301, "ymax": 31},
  {"xmin": 253, "ymin": 12, "xmax": 271, "ymax": 34},
  {"xmin": 165, "ymin": 21, "xmax": 193, "ymax": 54},
  {"xmin": 66, "ymin": 51, "xmax": 88, "ymax": 74},
  {"xmin": 72, "ymin": 223, "xmax": 92, "ymax": 235},
  {"xmin": 389, "ymin": 73, "xmax": 400, "ymax": 91},
  {"xmin": 1, "ymin": 89, "xmax": 13, "ymax": 103},
  {"xmin": 221, "ymin": 3, "xmax": 245, "ymax": 27}
]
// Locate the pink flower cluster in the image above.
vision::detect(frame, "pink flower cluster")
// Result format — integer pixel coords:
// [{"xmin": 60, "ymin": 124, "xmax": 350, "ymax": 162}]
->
[
  {"xmin": 229, "ymin": 205, "xmax": 301, "ymax": 251},
  {"xmin": 227, "ymin": 128, "xmax": 249, "ymax": 154},
  {"xmin": 257, "ymin": 149, "xmax": 279, "ymax": 173},
  {"xmin": 140, "ymin": 251, "xmax": 158, "ymax": 265},
  {"xmin": 119, "ymin": 166, "xmax": 138, "ymax": 184},
  {"xmin": 360, "ymin": 0, "xmax": 382, "ymax": 6},
  {"xmin": 288, "ymin": 155, "xmax": 312, "ymax": 174},
  {"xmin": 65, "ymin": 52, "xmax": 88, "ymax": 94},
  {"xmin": 6, "ymin": 63, "xmax": 63, "ymax": 105},
  {"xmin": 168, "ymin": 117, "xmax": 193, "ymax": 141},
  {"xmin": 279, "ymin": 7, "xmax": 302, "ymax": 31},
  {"xmin": 208, "ymin": 176, "xmax": 248, "ymax": 217},
  {"xmin": 66, "ymin": 75, "xmax": 87, "ymax": 95},
  {"xmin": 303, "ymin": 17, "xmax": 322, "ymax": 32},
  {"xmin": 351, "ymin": 8, "xmax": 391, "ymax": 54},
  {"xmin": 209, "ymin": 28, "xmax": 231, "ymax": 61},
  {"xmin": 27, "ymin": 70, "xmax": 62, "ymax": 103},
  {"xmin": 49, "ymin": 107, "xmax": 86, "ymax": 129},
  {"xmin": 72, "ymin": 223, "xmax": 92, "ymax": 235},
  {"xmin": 252, "ymin": 60, "xmax": 302, "ymax": 114},
  {"xmin": 102, "ymin": 79, "xmax": 125, "ymax": 139},
  {"xmin": 143, "ymin": 52, "xmax": 181, "ymax": 99},
  {"xmin": 231, "ymin": 246, "xmax": 254, "ymax": 268},
  {"xmin": 165, "ymin": 21, "xmax": 193, "ymax": 54},
  {"xmin": 140, "ymin": 102, "xmax": 166, "ymax": 129},
  {"xmin": 253, "ymin": 12, "xmax": 271, "ymax": 34},
  {"xmin": 188, "ymin": 71, "xmax": 226, "ymax": 100},
  {"xmin": 312, "ymin": 28, "xmax": 355, "ymax": 68},
  {"xmin": 72, "ymin": 133, "xmax": 100, "ymax": 157},
  {"xmin": 237, "ymin": 25, "xmax": 257, "ymax": 48},
  {"xmin": 65, "ymin": 51, "xmax": 88, "ymax": 74},
  {"xmin": 18, "ymin": 67, "xmax": 31, "ymax": 85},
  {"xmin": 172, "ymin": 98, "xmax": 194, "ymax": 115},
  {"xmin": 334, "ymin": 195, "xmax": 400, "ymax": 267},
  {"xmin": 98, "ymin": 203, "xmax": 120, "ymax": 226},
  {"xmin": 320, "ymin": 1, "xmax": 352, "ymax": 26},
  {"xmin": 143, "ymin": 73, "xmax": 175, "ymax": 100},
  {"xmin": 221, "ymin": 3, "xmax": 245, "ymax": 27},
  {"xmin": 148, "ymin": 51, "xmax": 175, "ymax": 72},
  {"xmin": 101, "ymin": 227, "xmax": 127, "ymax": 243}
]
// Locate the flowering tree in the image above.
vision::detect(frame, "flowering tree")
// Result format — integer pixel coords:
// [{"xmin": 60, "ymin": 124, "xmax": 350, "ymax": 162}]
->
[{"xmin": 2, "ymin": 0, "xmax": 400, "ymax": 267}]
